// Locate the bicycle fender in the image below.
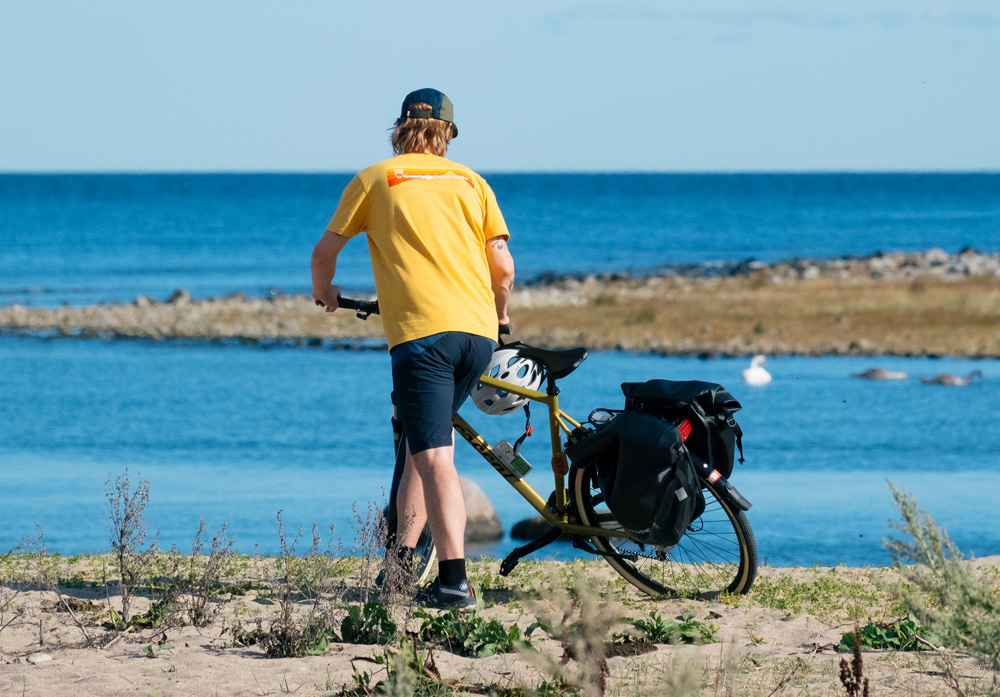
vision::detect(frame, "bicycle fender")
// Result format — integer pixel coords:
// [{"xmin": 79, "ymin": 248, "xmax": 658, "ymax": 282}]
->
[
  {"xmin": 715, "ymin": 479, "xmax": 752, "ymax": 512},
  {"xmin": 692, "ymin": 458, "xmax": 752, "ymax": 512}
]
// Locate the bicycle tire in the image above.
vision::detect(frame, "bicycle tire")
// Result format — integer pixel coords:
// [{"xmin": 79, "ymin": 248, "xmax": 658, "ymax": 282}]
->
[
  {"xmin": 411, "ymin": 527, "xmax": 437, "ymax": 586},
  {"xmin": 384, "ymin": 505, "xmax": 437, "ymax": 587},
  {"xmin": 569, "ymin": 465, "xmax": 757, "ymax": 597}
]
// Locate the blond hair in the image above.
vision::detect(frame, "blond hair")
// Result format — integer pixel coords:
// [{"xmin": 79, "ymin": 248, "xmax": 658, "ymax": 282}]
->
[{"xmin": 391, "ymin": 102, "xmax": 453, "ymax": 157}]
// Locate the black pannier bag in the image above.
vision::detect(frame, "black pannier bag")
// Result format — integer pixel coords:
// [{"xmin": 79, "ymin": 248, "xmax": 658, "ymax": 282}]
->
[
  {"xmin": 621, "ymin": 379, "xmax": 744, "ymax": 479},
  {"xmin": 565, "ymin": 410, "xmax": 703, "ymax": 547}
]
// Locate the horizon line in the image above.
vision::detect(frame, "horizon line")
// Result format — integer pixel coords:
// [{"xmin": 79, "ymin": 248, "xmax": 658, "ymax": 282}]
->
[{"xmin": 2, "ymin": 168, "xmax": 999, "ymax": 176}]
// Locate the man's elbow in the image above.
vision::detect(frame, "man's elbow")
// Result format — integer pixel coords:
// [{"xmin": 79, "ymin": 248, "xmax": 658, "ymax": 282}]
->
[
  {"xmin": 493, "ymin": 261, "xmax": 515, "ymax": 290},
  {"xmin": 312, "ymin": 233, "xmax": 344, "ymax": 268}
]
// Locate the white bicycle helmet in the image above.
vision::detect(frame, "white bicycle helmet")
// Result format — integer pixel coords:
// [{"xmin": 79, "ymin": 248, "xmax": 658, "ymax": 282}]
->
[{"xmin": 472, "ymin": 348, "xmax": 544, "ymax": 415}]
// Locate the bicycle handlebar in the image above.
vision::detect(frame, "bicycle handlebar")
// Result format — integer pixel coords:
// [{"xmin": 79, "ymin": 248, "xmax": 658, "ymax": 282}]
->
[
  {"xmin": 336, "ymin": 296, "xmax": 380, "ymax": 319},
  {"xmin": 335, "ymin": 295, "xmax": 513, "ymax": 336}
]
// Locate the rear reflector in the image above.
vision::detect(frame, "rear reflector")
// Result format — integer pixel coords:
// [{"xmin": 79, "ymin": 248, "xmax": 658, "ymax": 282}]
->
[{"xmin": 678, "ymin": 419, "xmax": 692, "ymax": 441}]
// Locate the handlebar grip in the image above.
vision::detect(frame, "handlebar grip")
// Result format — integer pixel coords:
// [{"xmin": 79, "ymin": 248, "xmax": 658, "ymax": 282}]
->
[{"xmin": 336, "ymin": 296, "xmax": 380, "ymax": 317}]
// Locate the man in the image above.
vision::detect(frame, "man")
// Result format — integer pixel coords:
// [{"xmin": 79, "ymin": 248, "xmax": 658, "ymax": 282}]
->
[{"xmin": 311, "ymin": 88, "xmax": 515, "ymax": 609}]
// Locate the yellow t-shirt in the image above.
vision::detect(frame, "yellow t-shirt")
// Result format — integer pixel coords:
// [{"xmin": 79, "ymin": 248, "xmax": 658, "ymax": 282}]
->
[{"xmin": 327, "ymin": 153, "xmax": 510, "ymax": 349}]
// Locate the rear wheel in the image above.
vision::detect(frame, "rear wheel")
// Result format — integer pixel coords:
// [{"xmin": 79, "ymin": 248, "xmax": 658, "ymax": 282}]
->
[{"xmin": 569, "ymin": 465, "xmax": 757, "ymax": 597}]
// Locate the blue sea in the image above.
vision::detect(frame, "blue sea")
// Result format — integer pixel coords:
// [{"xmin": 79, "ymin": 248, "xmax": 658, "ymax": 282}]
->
[{"xmin": 2, "ymin": 173, "xmax": 999, "ymax": 567}]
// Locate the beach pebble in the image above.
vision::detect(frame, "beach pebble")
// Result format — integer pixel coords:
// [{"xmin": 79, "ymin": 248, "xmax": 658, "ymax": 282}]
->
[{"xmin": 26, "ymin": 653, "xmax": 52, "ymax": 664}]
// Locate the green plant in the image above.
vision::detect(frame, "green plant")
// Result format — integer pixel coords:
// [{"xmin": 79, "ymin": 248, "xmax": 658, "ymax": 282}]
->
[
  {"xmin": 143, "ymin": 641, "xmax": 172, "ymax": 658},
  {"xmin": 731, "ymin": 567, "xmax": 896, "ymax": 623},
  {"xmin": 414, "ymin": 607, "xmax": 529, "ymax": 657},
  {"xmin": 613, "ymin": 610, "xmax": 719, "ymax": 645},
  {"xmin": 884, "ymin": 481, "xmax": 1000, "ymax": 669},
  {"xmin": 340, "ymin": 602, "xmax": 396, "ymax": 645},
  {"xmin": 838, "ymin": 613, "xmax": 941, "ymax": 653},
  {"xmin": 337, "ymin": 638, "xmax": 444, "ymax": 697},
  {"xmin": 106, "ymin": 596, "xmax": 174, "ymax": 630}
]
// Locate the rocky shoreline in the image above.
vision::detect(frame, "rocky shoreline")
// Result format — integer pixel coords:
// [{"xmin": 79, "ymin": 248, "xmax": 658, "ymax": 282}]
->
[
  {"xmin": 2, "ymin": 248, "xmax": 999, "ymax": 357},
  {"xmin": 527, "ymin": 245, "xmax": 1000, "ymax": 286}
]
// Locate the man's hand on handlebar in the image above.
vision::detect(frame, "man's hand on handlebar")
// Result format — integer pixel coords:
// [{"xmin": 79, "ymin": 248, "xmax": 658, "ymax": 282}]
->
[{"xmin": 312, "ymin": 284, "xmax": 341, "ymax": 312}]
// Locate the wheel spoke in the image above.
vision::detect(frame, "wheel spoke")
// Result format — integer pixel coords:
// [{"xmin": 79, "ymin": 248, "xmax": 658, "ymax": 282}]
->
[{"xmin": 570, "ymin": 467, "xmax": 757, "ymax": 597}]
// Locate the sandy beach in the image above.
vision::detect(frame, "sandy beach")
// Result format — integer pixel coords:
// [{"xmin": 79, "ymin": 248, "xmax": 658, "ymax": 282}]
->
[{"xmin": 3, "ymin": 553, "xmax": 999, "ymax": 697}]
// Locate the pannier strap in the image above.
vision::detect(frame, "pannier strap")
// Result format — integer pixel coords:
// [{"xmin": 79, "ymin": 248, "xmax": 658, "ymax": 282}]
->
[{"xmin": 732, "ymin": 420, "xmax": 745, "ymax": 464}]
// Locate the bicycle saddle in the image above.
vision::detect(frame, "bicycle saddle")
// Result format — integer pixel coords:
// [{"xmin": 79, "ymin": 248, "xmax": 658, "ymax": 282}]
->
[{"xmin": 513, "ymin": 344, "xmax": 589, "ymax": 380}]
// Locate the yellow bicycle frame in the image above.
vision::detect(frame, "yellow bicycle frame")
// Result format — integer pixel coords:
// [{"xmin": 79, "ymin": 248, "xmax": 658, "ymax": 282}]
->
[{"xmin": 451, "ymin": 375, "xmax": 622, "ymax": 539}]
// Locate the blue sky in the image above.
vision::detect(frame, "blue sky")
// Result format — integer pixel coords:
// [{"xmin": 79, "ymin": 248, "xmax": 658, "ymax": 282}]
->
[{"xmin": 1, "ymin": 1, "xmax": 997, "ymax": 172}]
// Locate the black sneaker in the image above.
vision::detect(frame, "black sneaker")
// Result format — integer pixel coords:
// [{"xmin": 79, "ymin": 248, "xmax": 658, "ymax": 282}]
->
[{"xmin": 415, "ymin": 578, "xmax": 479, "ymax": 611}]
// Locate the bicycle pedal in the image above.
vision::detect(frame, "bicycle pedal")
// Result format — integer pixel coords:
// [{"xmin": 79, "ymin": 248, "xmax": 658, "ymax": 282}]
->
[{"xmin": 499, "ymin": 554, "xmax": 519, "ymax": 576}]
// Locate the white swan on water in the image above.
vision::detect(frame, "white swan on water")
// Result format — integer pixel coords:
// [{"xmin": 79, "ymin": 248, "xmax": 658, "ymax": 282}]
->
[
  {"xmin": 742, "ymin": 355, "xmax": 772, "ymax": 386},
  {"xmin": 920, "ymin": 370, "xmax": 984, "ymax": 386}
]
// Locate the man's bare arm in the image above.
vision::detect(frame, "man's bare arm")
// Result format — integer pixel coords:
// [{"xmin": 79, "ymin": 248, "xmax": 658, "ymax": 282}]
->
[
  {"xmin": 486, "ymin": 236, "xmax": 515, "ymax": 325},
  {"xmin": 310, "ymin": 231, "xmax": 351, "ymax": 312}
]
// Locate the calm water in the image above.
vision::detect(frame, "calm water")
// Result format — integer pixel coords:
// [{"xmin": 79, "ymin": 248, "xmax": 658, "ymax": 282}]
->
[
  {"xmin": 2, "ymin": 172, "xmax": 999, "ymax": 566},
  {"xmin": 1, "ymin": 173, "xmax": 998, "ymax": 307},
  {"xmin": 1, "ymin": 336, "xmax": 997, "ymax": 567}
]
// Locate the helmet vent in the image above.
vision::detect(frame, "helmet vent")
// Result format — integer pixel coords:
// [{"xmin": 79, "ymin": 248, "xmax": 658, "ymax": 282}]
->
[{"xmin": 471, "ymin": 348, "xmax": 545, "ymax": 416}]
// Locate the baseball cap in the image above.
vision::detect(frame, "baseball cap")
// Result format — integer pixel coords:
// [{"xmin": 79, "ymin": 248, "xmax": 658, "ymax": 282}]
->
[{"xmin": 399, "ymin": 88, "xmax": 458, "ymax": 138}]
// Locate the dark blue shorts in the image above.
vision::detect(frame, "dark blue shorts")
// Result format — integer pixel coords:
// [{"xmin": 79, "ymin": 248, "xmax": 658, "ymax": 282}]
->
[{"xmin": 390, "ymin": 332, "xmax": 495, "ymax": 455}]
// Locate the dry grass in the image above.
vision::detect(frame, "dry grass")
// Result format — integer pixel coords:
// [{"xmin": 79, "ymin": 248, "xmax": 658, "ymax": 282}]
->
[
  {"xmin": 2, "ymin": 275, "xmax": 999, "ymax": 357},
  {"xmin": 514, "ymin": 275, "xmax": 1000, "ymax": 356}
]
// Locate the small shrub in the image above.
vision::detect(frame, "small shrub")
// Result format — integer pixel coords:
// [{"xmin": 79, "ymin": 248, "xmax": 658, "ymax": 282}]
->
[
  {"xmin": 177, "ymin": 520, "xmax": 236, "ymax": 627},
  {"xmin": 228, "ymin": 512, "xmax": 343, "ymax": 658},
  {"xmin": 521, "ymin": 569, "xmax": 620, "ymax": 697},
  {"xmin": 104, "ymin": 469, "xmax": 158, "ymax": 626},
  {"xmin": 884, "ymin": 481, "xmax": 1000, "ymax": 669},
  {"xmin": 337, "ymin": 638, "xmax": 440, "ymax": 697}
]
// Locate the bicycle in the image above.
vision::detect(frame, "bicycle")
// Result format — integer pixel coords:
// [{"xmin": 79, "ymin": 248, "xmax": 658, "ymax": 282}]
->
[{"xmin": 338, "ymin": 296, "xmax": 758, "ymax": 598}]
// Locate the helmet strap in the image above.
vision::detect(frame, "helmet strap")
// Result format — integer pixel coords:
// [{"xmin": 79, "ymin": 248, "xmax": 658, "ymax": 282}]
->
[{"xmin": 512, "ymin": 404, "xmax": 533, "ymax": 456}]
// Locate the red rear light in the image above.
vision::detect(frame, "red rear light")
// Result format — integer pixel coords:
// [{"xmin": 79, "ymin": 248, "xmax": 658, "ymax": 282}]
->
[{"xmin": 678, "ymin": 419, "xmax": 692, "ymax": 441}]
